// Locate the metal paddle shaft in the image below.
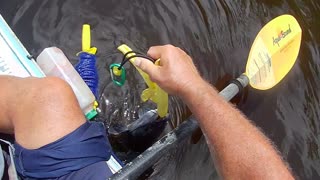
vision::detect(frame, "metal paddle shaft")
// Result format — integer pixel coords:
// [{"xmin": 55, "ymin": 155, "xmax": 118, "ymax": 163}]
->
[
  {"xmin": 220, "ymin": 74, "xmax": 249, "ymax": 101},
  {"xmin": 109, "ymin": 75, "xmax": 249, "ymax": 180}
]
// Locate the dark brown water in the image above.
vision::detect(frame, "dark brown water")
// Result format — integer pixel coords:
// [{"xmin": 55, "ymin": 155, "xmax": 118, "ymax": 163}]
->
[{"xmin": 1, "ymin": 0, "xmax": 320, "ymax": 179}]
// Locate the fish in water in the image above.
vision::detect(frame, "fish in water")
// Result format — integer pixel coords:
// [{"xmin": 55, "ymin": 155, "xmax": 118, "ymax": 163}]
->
[{"xmin": 108, "ymin": 110, "xmax": 169, "ymax": 153}]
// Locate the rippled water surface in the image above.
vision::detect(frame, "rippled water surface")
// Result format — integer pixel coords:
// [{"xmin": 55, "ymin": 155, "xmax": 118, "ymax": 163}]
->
[{"xmin": 1, "ymin": 0, "xmax": 320, "ymax": 179}]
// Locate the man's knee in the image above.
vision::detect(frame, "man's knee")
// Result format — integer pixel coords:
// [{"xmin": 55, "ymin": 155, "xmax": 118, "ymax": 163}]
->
[
  {"xmin": 0, "ymin": 76, "xmax": 74, "ymax": 123},
  {"xmin": 33, "ymin": 77, "xmax": 80, "ymax": 108},
  {"xmin": 36, "ymin": 77, "xmax": 75, "ymax": 100},
  {"xmin": 11, "ymin": 77, "xmax": 86, "ymax": 149},
  {"xmin": 3, "ymin": 76, "xmax": 82, "ymax": 134},
  {"xmin": 15, "ymin": 77, "xmax": 79, "ymax": 112}
]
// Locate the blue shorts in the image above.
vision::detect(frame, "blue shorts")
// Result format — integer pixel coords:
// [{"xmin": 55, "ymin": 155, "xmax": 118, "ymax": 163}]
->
[{"xmin": 13, "ymin": 121, "xmax": 122, "ymax": 179}]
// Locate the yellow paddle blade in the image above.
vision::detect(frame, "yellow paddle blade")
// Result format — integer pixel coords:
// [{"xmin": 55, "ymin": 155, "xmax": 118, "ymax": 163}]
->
[
  {"xmin": 82, "ymin": 24, "xmax": 97, "ymax": 54},
  {"xmin": 117, "ymin": 44, "xmax": 168, "ymax": 117},
  {"xmin": 245, "ymin": 14, "xmax": 302, "ymax": 90}
]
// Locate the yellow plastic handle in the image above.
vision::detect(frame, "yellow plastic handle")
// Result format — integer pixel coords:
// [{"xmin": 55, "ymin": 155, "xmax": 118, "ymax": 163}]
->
[
  {"xmin": 117, "ymin": 44, "xmax": 168, "ymax": 117},
  {"xmin": 82, "ymin": 24, "xmax": 97, "ymax": 55}
]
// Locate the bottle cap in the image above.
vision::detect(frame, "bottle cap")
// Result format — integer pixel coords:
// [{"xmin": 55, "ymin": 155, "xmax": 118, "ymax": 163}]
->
[{"xmin": 86, "ymin": 109, "xmax": 98, "ymax": 120}]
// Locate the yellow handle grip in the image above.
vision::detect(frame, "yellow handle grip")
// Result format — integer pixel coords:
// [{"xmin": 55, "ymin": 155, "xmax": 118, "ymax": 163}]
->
[{"xmin": 82, "ymin": 24, "xmax": 97, "ymax": 55}]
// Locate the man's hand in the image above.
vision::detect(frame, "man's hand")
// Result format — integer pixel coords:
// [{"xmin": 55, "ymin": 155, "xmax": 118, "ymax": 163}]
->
[{"xmin": 134, "ymin": 45, "xmax": 202, "ymax": 96}]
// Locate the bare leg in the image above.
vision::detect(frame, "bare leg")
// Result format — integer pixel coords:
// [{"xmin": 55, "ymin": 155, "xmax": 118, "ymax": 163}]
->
[{"xmin": 0, "ymin": 75, "xmax": 86, "ymax": 149}]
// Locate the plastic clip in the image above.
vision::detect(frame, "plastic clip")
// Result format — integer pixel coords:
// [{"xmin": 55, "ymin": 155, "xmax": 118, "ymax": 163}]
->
[{"xmin": 110, "ymin": 63, "xmax": 126, "ymax": 86}]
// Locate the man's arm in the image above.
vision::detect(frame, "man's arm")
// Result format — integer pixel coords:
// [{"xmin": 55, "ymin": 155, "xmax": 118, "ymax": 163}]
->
[{"xmin": 134, "ymin": 45, "xmax": 294, "ymax": 180}]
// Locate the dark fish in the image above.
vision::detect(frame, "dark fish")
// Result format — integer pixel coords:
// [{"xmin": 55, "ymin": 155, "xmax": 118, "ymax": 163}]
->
[{"xmin": 109, "ymin": 110, "xmax": 169, "ymax": 153}]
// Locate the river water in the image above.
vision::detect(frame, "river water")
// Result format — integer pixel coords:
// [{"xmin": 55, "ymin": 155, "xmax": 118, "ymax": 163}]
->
[{"xmin": 1, "ymin": 0, "xmax": 320, "ymax": 179}]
